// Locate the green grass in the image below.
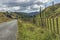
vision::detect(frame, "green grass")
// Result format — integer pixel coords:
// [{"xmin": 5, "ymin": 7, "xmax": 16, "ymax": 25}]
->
[{"xmin": 17, "ymin": 19, "xmax": 59, "ymax": 40}]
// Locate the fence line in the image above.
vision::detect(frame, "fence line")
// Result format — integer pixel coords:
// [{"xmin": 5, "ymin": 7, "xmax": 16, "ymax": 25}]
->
[{"xmin": 39, "ymin": 18, "xmax": 59, "ymax": 35}]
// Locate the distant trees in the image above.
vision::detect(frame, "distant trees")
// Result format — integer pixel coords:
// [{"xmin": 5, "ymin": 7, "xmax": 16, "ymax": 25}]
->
[{"xmin": 4, "ymin": 11, "xmax": 12, "ymax": 18}]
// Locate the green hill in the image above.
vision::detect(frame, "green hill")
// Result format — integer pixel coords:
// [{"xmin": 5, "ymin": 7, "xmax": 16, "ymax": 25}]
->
[
  {"xmin": 40, "ymin": 3, "xmax": 60, "ymax": 18},
  {"xmin": 34, "ymin": 3, "xmax": 60, "ymax": 27}
]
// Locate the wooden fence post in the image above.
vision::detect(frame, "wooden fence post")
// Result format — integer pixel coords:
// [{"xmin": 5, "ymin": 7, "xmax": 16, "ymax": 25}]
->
[
  {"xmin": 52, "ymin": 18, "xmax": 55, "ymax": 33},
  {"xmin": 33, "ymin": 15, "xmax": 36, "ymax": 24},
  {"xmin": 40, "ymin": 6, "xmax": 42, "ymax": 26},
  {"xmin": 39, "ymin": 6, "xmax": 43, "ymax": 27},
  {"xmin": 56, "ymin": 18, "xmax": 59, "ymax": 34},
  {"xmin": 47, "ymin": 18, "xmax": 49, "ymax": 30},
  {"xmin": 44, "ymin": 5, "xmax": 46, "ymax": 27},
  {"xmin": 50, "ymin": 19, "xmax": 52, "ymax": 32}
]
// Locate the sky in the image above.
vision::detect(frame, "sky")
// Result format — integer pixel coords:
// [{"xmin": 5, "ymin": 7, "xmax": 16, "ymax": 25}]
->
[{"xmin": 0, "ymin": 0, "xmax": 60, "ymax": 13}]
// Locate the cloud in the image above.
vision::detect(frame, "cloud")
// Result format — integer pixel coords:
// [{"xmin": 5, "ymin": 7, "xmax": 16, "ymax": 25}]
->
[
  {"xmin": 12, "ymin": 6, "xmax": 20, "ymax": 10},
  {"xmin": 0, "ymin": 0, "xmax": 53, "ymax": 13},
  {"xmin": 16, "ymin": 0, "xmax": 30, "ymax": 2}
]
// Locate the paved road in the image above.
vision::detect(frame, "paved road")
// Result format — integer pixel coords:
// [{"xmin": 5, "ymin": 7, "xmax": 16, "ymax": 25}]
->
[{"xmin": 0, "ymin": 20, "xmax": 18, "ymax": 40}]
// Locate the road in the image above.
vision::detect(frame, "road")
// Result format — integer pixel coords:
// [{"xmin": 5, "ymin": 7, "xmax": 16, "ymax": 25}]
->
[{"xmin": 0, "ymin": 20, "xmax": 18, "ymax": 40}]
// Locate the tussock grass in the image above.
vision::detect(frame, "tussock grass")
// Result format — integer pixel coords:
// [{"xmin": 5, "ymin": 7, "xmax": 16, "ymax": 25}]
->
[{"xmin": 17, "ymin": 19, "xmax": 58, "ymax": 40}]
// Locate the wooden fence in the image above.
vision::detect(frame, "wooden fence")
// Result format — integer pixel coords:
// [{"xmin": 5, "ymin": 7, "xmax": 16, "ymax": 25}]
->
[{"xmin": 40, "ymin": 18, "xmax": 59, "ymax": 35}]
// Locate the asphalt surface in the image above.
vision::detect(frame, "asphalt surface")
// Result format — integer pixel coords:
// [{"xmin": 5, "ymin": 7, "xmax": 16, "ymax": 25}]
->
[{"xmin": 0, "ymin": 20, "xmax": 18, "ymax": 40}]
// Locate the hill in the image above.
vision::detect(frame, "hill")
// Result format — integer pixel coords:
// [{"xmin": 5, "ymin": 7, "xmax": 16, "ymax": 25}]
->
[
  {"xmin": 0, "ymin": 12, "xmax": 12, "ymax": 23},
  {"xmin": 41, "ymin": 3, "xmax": 60, "ymax": 18},
  {"xmin": 0, "ymin": 12, "xmax": 20, "ymax": 23},
  {"xmin": 33, "ymin": 3, "xmax": 60, "ymax": 26}
]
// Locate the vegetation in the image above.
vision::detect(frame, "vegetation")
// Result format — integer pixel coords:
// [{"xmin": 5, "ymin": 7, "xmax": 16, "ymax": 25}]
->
[
  {"xmin": 0, "ymin": 12, "xmax": 12, "ymax": 23},
  {"xmin": 17, "ymin": 19, "xmax": 59, "ymax": 40}
]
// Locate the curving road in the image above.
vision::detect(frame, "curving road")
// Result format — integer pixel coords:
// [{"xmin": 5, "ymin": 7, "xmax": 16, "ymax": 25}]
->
[{"xmin": 0, "ymin": 20, "xmax": 18, "ymax": 40}]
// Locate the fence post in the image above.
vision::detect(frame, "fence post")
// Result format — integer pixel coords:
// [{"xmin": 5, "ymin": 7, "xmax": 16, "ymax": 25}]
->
[
  {"xmin": 47, "ymin": 18, "xmax": 49, "ymax": 30},
  {"xmin": 40, "ymin": 6, "xmax": 43, "ymax": 27},
  {"xmin": 39, "ymin": 6, "xmax": 42, "ymax": 26},
  {"xmin": 50, "ymin": 19, "xmax": 52, "ymax": 32},
  {"xmin": 52, "ymin": 18, "xmax": 55, "ymax": 33},
  {"xmin": 44, "ymin": 5, "xmax": 46, "ymax": 27},
  {"xmin": 33, "ymin": 15, "xmax": 36, "ymax": 24},
  {"xmin": 56, "ymin": 18, "xmax": 59, "ymax": 34}
]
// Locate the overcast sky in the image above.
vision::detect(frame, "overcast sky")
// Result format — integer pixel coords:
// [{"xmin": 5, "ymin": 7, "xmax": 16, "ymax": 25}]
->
[{"xmin": 0, "ymin": 0, "xmax": 60, "ymax": 13}]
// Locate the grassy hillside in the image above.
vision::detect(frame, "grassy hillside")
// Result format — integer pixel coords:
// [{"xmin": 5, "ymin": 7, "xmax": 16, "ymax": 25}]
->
[
  {"xmin": 0, "ymin": 12, "xmax": 12, "ymax": 23},
  {"xmin": 0, "ymin": 12, "xmax": 20, "ymax": 23},
  {"xmin": 34, "ymin": 3, "xmax": 60, "ymax": 26},
  {"xmin": 41, "ymin": 3, "xmax": 60, "ymax": 18}
]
